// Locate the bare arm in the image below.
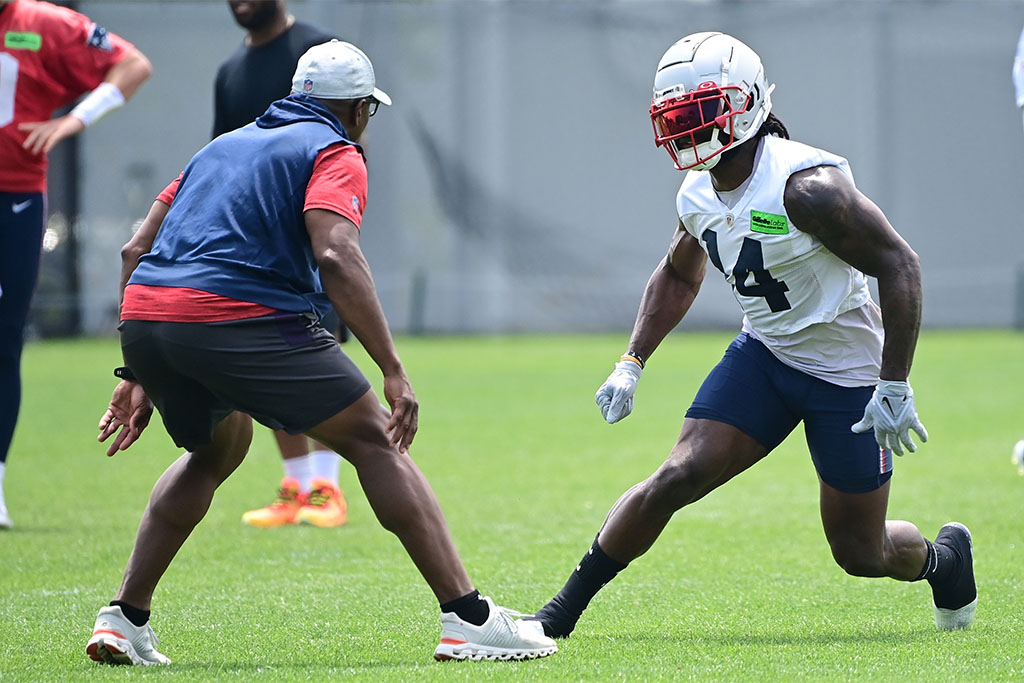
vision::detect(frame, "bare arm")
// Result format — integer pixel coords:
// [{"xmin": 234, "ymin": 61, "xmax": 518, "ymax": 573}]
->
[
  {"xmin": 19, "ymin": 47, "xmax": 152, "ymax": 154},
  {"xmin": 305, "ymin": 208, "xmax": 417, "ymax": 451},
  {"xmin": 99, "ymin": 195, "xmax": 165, "ymax": 455},
  {"xmin": 784, "ymin": 165, "xmax": 921, "ymax": 381},
  {"xmin": 119, "ymin": 200, "xmax": 168, "ymax": 316},
  {"xmin": 594, "ymin": 223, "xmax": 707, "ymax": 423},
  {"xmin": 626, "ymin": 221, "xmax": 708, "ymax": 362},
  {"xmin": 103, "ymin": 48, "xmax": 153, "ymax": 101}
]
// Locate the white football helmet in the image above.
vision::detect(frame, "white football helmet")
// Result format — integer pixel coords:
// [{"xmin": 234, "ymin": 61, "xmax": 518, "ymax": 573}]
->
[{"xmin": 650, "ymin": 32, "xmax": 775, "ymax": 171}]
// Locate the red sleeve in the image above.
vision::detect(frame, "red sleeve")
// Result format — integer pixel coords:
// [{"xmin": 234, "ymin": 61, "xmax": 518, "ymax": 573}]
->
[
  {"xmin": 38, "ymin": 3, "xmax": 134, "ymax": 99},
  {"xmin": 156, "ymin": 173, "xmax": 183, "ymax": 206},
  {"xmin": 304, "ymin": 144, "xmax": 368, "ymax": 229}
]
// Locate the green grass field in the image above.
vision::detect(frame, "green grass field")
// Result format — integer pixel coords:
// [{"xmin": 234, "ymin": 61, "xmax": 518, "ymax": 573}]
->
[{"xmin": 1, "ymin": 331, "xmax": 1022, "ymax": 680}]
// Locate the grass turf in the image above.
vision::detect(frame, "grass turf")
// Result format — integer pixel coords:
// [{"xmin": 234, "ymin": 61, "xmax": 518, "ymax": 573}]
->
[{"xmin": 0, "ymin": 331, "xmax": 1022, "ymax": 680}]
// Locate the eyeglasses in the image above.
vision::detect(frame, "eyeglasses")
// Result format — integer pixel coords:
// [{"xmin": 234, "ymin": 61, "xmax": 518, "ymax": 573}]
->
[{"xmin": 366, "ymin": 98, "xmax": 379, "ymax": 117}]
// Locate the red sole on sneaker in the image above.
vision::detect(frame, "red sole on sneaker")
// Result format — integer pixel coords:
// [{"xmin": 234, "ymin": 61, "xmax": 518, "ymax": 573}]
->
[
  {"xmin": 433, "ymin": 646, "xmax": 557, "ymax": 662},
  {"xmin": 87, "ymin": 639, "xmax": 130, "ymax": 665}
]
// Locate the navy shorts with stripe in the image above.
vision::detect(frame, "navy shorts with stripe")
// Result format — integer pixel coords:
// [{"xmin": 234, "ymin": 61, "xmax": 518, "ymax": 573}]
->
[
  {"xmin": 119, "ymin": 314, "xmax": 371, "ymax": 451},
  {"xmin": 685, "ymin": 333, "xmax": 892, "ymax": 494}
]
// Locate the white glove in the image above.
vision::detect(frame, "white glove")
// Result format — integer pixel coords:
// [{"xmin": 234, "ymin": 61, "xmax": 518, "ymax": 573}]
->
[
  {"xmin": 595, "ymin": 360, "xmax": 643, "ymax": 424},
  {"xmin": 851, "ymin": 380, "xmax": 929, "ymax": 456}
]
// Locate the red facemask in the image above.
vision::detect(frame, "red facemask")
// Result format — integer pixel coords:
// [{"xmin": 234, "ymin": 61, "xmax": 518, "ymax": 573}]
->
[{"xmin": 650, "ymin": 83, "xmax": 750, "ymax": 170}]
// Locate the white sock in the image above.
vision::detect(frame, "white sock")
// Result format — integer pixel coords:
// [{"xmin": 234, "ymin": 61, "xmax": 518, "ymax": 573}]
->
[
  {"xmin": 0, "ymin": 462, "xmax": 6, "ymax": 510},
  {"xmin": 282, "ymin": 454, "xmax": 314, "ymax": 492},
  {"xmin": 310, "ymin": 449, "xmax": 340, "ymax": 488}
]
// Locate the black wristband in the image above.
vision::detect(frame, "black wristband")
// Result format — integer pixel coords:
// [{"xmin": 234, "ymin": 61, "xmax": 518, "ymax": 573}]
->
[{"xmin": 114, "ymin": 366, "xmax": 137, "ymax": 382}]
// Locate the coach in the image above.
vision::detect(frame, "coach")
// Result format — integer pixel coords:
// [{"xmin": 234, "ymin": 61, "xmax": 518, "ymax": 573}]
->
[{"xmin": 86, "ymin": 40, "xmax": 556, "ymax": 665}]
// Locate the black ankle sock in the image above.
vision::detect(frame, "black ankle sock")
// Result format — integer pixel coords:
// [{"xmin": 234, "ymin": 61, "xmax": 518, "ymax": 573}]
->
[
  {"xmin": 535, "ymin": 536, "xmax": 628, "ymax": 637},
  {"xmin": 914, "ymin": 539, "xmax": 958, "ymax": 584},
  {"xmin": 919, "ymin": 528, "xmax": 976, "ymax": 610},
  {"xmin": 110, "ymin": 600, "xmax": 150, "ymax": 627},
  {"xmin": 440, "ymin": 589, "xmax": 489, "ymax": 626}
]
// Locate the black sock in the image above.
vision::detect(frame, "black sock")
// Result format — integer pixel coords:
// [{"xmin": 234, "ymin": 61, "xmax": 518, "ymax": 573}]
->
[
  {"xmin": 535, "ymin": 537, "xmax": 627, "ymax": 637},
  {"xmin": 440, "ymin": 589, "xmax": 489, "ymax": 626},
  {"xmin": 913, "ymin": 539, "xmax": 958, "ymax": 584},
  {"xmin": 110, "ymin": 600, "xmax": 150, "ymax": 627}
]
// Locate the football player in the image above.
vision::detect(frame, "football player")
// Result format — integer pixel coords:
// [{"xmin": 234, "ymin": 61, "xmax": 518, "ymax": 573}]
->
[
  {"xmin": 0, "ymin": 0, "xmax": 151, "ymax": 529},
  {"xmin": 531, "ymin": 32, "xmax": 976, "ymax": 639}
]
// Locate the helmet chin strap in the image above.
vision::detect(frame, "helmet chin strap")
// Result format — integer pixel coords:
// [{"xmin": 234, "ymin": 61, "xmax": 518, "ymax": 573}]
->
[
  {"xmin": 690, "ymin": 155, "xmax": 722, "ymax": 172},
  {"xmin": 675, "ymin": 128, "xmax": 726, "ymax": 171}
]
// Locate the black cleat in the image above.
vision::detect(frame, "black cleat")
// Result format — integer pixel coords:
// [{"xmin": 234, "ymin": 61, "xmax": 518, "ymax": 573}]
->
[
  {"xmin": 531, "ymin": 597, "xmax": 581, "ymax": 639},
  {"xmin": 930, "ymin": 522, "xmax": 977, "ymax": 630}
]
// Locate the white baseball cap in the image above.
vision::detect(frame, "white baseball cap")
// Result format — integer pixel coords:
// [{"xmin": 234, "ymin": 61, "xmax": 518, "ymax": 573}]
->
[{"xmin": 291, "ymin": 39, "xmax": 392, "ymax": 106}]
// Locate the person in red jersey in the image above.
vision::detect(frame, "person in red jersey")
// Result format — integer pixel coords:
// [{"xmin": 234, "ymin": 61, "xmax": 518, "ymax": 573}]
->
[
  {"xmin": 0, "ymin": 0, "xmax": 151, "ymax": 530},
  {"xmin": 84, "ymin": 40, "xmax": 557, "ymax": 666}
]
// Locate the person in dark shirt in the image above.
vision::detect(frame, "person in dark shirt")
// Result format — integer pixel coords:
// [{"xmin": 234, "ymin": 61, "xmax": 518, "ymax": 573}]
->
[
  {"xmin": 213, "ymin": 0, "xmax": 349, "ymax": 528},
  {"xmin": 212, "ymin": 0, "xmax": 335, "ymax": 138}
]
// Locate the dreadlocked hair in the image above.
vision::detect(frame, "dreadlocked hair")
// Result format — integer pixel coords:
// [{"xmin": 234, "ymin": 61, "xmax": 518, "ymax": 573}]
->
[{"xmin": 756, "ymin": 112, "xmax": 789, "ymax": 140}]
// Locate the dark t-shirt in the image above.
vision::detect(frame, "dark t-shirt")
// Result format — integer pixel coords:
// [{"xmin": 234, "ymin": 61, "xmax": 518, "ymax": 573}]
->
[{"xmin": 212, "ymin": 21, "xmax": 336, "ymax": 138}]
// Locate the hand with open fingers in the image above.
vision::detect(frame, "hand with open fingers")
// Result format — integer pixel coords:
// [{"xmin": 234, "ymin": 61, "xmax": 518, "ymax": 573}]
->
[
  {"xmin": 851, "ymin": 379, "xmax": 929, "ymax": 456},
  {"xmin": 98, "ymin": 380, "xmax": 153, "ymax": 456},
  {"xmin": 383, "ymin": 373, "xmax": 418, "ymax": 453},
  {"xmin": 595, "ymin": 360, "xmax": 643, "ymax": 424},
  {"xmin": 18, "ymin": 114, "xmax": 86, "ymax": 155}
]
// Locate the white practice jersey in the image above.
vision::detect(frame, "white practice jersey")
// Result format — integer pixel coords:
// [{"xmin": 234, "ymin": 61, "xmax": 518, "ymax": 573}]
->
[{"xmin": 677, "ymin": 135, "xmax": 882, "ymax": 386}]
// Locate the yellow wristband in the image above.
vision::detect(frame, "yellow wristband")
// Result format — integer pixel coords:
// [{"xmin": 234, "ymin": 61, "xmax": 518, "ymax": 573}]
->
[{"xmin": 620, "ymin": 354, "xmax": 644, "ymax": 369}]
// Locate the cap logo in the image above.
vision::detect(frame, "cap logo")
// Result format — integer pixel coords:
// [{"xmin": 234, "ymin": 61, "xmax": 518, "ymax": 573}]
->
[{"xmin": 303, "ymin": 78, "xmax": 314, "ymax": 92}]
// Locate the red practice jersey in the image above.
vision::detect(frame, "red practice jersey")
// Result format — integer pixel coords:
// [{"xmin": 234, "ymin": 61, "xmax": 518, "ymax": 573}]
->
[{"xmin": 0, "ymin": 0, "xmax": 133, "ymax": 192}]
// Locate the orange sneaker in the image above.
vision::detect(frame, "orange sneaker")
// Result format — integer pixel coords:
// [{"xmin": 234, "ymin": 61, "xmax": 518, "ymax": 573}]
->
[
  {"xmin": 297, "ymin": 478, "xmax": 348, "ymax": 528},
  {"xmin": 241, "ymin": 477, "xmax": 306, "ymax": 528}
]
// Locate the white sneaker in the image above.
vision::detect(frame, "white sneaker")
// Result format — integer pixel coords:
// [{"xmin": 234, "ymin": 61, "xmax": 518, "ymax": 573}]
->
[
  {"xmin": 932, "ymin": 523, "xmax": 977, "ymax": 631},
  {"xmin": 86, "ymin": 605, "xmax": 170, "ymax": 666},
  {"xmin": 935, "ymin": 597, "xmax": 978, "ymax": 631},
  {"xmin": 1012, "ymin": 440, "xmax": 1024, "ymax": 475},
  {"xmin": 434, "ymin": 596, "xmax": 558, "ymax": 661}
]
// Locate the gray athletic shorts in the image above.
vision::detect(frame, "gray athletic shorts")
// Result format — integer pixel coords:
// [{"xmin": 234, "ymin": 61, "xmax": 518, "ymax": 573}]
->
[{"xmin": 119, "ymin": 315, "xmax": 371, "ymax": 451}]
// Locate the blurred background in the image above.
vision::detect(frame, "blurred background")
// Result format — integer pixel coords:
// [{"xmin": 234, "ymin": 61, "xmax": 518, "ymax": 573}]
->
[{"xmin": 31, "ymin": 0, "xmax": 1024, "ymax": 338}]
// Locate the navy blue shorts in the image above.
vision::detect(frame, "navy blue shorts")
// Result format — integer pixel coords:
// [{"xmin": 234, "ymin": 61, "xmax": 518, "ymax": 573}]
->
[{"xmin": 685, "ymin": 333, "xmax": 892, "ymax": 494}]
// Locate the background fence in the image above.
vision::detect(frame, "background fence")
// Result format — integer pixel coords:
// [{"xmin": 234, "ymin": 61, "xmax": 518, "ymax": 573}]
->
[{"xmin": 31, "ymin": 0, "xmax": 1024, "ymax": 336}]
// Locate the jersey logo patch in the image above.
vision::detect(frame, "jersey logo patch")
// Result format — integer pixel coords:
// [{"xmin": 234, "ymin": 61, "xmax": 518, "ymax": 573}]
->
[
  {"xmin": 86, "ymin": 24, "xmax": 113, "ymax": 51},
  {"xmin": 725, "ymin": 212, "xmax": 735, "ymax": 227},
  {"xmin": 4, "ymin": 31, "xmax": 42, "ymax": 51},
  {"xmin": 749, "ymin": 210, "xmax": 788, "ymax": 234}
]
